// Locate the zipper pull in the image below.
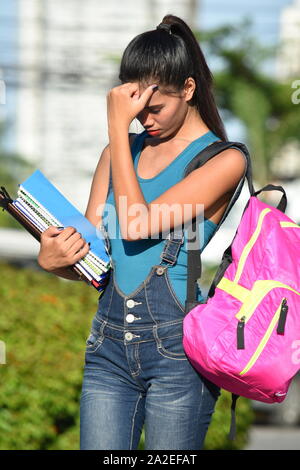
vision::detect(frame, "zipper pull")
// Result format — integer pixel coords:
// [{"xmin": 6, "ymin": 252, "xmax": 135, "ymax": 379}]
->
[
  {"xmin": 277, "ymin": 298, "xmax": 288, "ymax": 335},
  {"xmin": 237, "ymin": 316, "xmax": 246, "ymax": 350}
]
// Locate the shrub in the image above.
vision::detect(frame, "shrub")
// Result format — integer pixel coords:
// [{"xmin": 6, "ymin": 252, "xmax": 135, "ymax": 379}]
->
[
  {"xmin": 0, "ymin": 262, "xmax": 253, "ymax": 449},
  {"xmin": 0, "ymin": 262, "xmax": 96, "ymax": 449}
]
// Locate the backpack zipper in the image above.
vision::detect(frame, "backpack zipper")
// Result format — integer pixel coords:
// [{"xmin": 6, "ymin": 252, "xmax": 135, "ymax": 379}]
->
[
  {"xmin": 237, "ymin": 316, "xmax": 246, "ymax": 349},
  {"xmin": 239, "ymin": 298, "xmax": 287, "ymax": 375},
  {"xmin": 276, "ymin": 298, "xmax": 288, "ymax": 335},
  {"xmin": 235, "ymin": 280, "xmax": 299, "ymax": 323},
  {"xmin": 234, "ymin": 279, "xmax": 299, "ymax": 356}
]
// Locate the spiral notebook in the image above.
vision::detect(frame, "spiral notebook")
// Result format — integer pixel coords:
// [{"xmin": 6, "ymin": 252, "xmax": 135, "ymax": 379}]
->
[{"xmin": 0, "ymin": 170, "xmax": 111, "ymax": 294}]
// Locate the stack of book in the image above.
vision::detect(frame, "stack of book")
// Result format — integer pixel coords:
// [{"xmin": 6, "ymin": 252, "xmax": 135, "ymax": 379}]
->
[{"xmin": 0, "ymin": 170, "xmax": 111, "ymax": 295}]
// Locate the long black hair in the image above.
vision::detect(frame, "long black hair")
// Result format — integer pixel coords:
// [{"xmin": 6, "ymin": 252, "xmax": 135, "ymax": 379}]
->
[{"xmin": 119, "ymin": 14, "xmax": 228, "ymax": 142}]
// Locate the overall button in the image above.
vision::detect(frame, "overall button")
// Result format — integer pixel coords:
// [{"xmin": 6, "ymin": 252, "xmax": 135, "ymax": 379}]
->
[
  {"xmin": 125, "ymin": 332, "xmax": 133, "ymax": 341},
  {"xmin": 156, "ymin": 266, "xmax": 165, "ymax": 276},
  {"xmin": 126, "ymin": 314, "xmax": 135, "ymax": 323},
  {"xmin": 126, "ymin": 299, "xmax": 135, "ymax": 308}
]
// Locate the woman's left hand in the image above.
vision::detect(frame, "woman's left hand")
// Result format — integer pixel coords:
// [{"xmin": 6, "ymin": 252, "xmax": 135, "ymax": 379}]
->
[{"xmin": 107, "ymin": 82, "xmax": 157, "ymax": 131}]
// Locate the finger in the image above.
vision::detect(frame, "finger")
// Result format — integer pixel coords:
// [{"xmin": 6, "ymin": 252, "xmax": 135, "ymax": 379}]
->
[
  {"xmin": 70, "ymin": 237, "xmax": 85, "ymax": 254},
  {"xmin": 56, "ymin": 226, "xmax": 77, "ymax": 242},
  {"xmin": 42, "ymin": 226, "xmax": 65, "ymax": 238},
  {"xmin": 124, "ymin": 82, "xmax": 138, "ymax": 92},
  {"xmin": 120, "ymin": 82, "xmax": 140, "ymax": 99},
  {"xmin": 71, "ymin": 241, "xmax": 90, "ymax": 262},
  {"xmin": 121, "ymin": 82, "xmax": 134, "ymax": 88},
  {"xmin": 50, "ymin": 231, "xmax": 82, "ymax": 259},
  {"xmin": 75, "ymin": 240, "xmax": 90, "ymax": 256},
  {"xmin": 138, "ymin": 84, "xmax": 158, "ymax": 106},
  {"xmin": 63, "ymin": 231, "xmax": 85, "ymax": 252},
  {"xmin": 132, "ymin": 89, "xmax": 140, "ymax": 101},
  {"xmin": 71, "ymin": 249, "xmax": 89, "ymax": 268}
]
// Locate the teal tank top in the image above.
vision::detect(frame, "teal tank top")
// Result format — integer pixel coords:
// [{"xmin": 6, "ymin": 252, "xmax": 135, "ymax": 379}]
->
[{"xmin": 102, "ymin": 130, "xmax": 219, "ymax": 307}]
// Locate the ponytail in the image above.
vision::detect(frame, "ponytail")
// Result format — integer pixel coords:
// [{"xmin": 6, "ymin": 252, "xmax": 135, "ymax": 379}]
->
[
  {"xmin": 119, "ymin": 14, "xmax": 228, "ymax": 142},
  {"xmin": 161, "ymin": 15, "xmax": 227, "ymax": 142}
]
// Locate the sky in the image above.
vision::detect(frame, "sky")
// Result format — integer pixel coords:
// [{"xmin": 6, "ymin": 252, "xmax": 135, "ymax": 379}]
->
[
  {"xmin": 199, "ymin": 0, "xmax": 293, "ymax": 46},
  {"xmin": 196, "ymin": 0, "xmax": 295, "ymax": 140}
]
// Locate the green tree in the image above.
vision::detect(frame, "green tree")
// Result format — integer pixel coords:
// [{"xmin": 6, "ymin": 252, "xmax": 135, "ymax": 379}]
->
[{"xmin": 196, "ymin": 20, "xmax": 300, "ymax": 185}]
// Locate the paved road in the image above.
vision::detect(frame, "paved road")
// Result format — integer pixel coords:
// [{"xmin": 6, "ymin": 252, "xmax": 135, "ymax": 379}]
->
[{"xmin": 244, "ymin": 425, "xmax": 300, "ymax": 450}]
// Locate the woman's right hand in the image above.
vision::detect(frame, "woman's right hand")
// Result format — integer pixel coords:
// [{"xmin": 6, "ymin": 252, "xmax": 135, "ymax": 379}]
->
[{"xmin": 37, "ymin": 226, "xmax": 90, "ymax": 272}]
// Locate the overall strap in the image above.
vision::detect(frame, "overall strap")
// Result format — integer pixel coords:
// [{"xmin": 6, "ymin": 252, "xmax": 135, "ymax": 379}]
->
[{"xmin": 159, "ymin": 228, "xmax": 185, "ymax": 267}]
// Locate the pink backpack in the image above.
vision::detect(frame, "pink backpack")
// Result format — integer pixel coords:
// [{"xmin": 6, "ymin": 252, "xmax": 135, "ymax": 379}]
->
[{"xmin": 181, "ymin": 141, "xmax": 300, "ymax": 437}]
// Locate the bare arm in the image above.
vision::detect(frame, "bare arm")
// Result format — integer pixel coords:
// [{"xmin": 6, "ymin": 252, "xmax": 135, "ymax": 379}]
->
[
  {"xmin": 109, "ymin": 127, "xmax": 246, "ymax": 240},
  {"xmin": 84, "ymin": 144, "xmax": 111, "ymax": 228},
  {"xmin": 83, "ymin": 134, "xmax": 137, "ymax": 227},
  {"xmin": 107, "ymin": 83, "xmax": 246, "ymax": 241}
]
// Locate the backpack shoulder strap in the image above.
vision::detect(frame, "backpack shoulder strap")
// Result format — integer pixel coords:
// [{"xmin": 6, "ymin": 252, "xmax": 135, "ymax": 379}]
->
[
  {"xmin": 183, "ymin": 141, "xmax": 254, "ymax": 313},
  {"xmin": 184, "ymin": 140, "xmax": 255, "ymax": 232}
]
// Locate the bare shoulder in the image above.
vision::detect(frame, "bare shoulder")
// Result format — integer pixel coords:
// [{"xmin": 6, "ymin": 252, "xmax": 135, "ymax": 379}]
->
[
  {"xmin": 207, "ymin": 147, "xmax": 246, "ymax": 171},
  {"xmin": 196, "ymin": 147, "xmax": 247, "ymax": 191},
  {"xmin": 85, "ymin": 133, "xmax": 143, "ymax": 227},
  {"xmin": 100, "ymin": 143, "xmax": 110, "ymax": 161}
]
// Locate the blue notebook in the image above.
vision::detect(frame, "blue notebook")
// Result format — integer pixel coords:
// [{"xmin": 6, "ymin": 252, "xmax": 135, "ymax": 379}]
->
[{"xmin": 19, "ymin": 169, "xmax": 110, "ymax": 267}]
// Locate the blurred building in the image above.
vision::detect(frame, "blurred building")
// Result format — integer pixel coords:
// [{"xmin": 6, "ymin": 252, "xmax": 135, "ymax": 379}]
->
[
  {"xmin": 0, "ymin": 1, "xmax": 18, "ymax": 148},
  {"xmin": 276, "ymin": 0, "xmax": 300, "ymax": 80},
  {"xmin": 0, "ymin": 0, "xmax": 197, "ymax": 261},
  {"xmin": 272, "ymin": 0, "xmax": 300, "ymax": 184},
  {"xmin": 1, "ymin": 0, "xmax": 197, "ymax": 212}
]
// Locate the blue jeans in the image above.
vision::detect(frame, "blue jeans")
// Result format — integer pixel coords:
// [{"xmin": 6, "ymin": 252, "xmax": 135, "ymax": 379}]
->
[{"xmin": 80, "ymin": 257, "xmax": 220, "ymax": 450}]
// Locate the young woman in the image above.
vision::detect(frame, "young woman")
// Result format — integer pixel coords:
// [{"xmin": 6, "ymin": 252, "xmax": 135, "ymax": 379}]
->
[{"xmin": 38, "ymin": 15, "xmax": 246, "ymax": 450}]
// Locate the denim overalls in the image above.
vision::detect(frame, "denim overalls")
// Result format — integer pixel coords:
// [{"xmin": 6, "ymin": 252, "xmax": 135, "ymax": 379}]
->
[{"xmin": 80, "ymin": 228, "xmax": 220, "ymax": 450}]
